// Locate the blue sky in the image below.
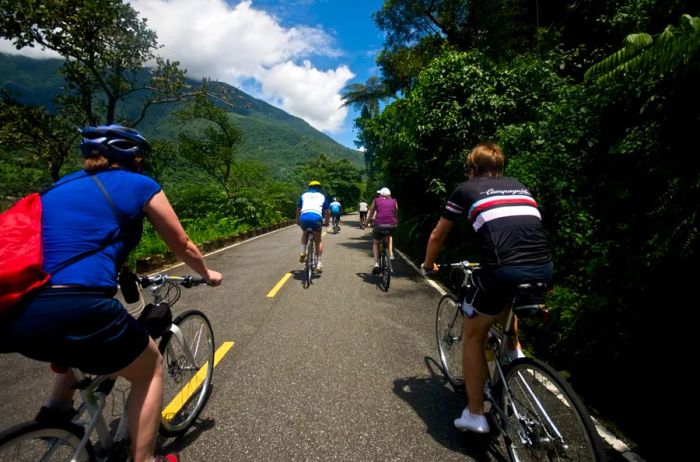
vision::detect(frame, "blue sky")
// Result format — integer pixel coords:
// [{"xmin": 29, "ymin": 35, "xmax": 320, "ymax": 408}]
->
[
  {"xmin": 248, "ymin": 0, "xmax": 386, "ymax": 148},
  {"xmin": 0, "ymin": 0, "xmax": 387, "ymax": 150}
]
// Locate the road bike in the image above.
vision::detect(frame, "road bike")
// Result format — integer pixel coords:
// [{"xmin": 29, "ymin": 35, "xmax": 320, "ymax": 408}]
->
[
  {"xmin": 375, "ymin": 231, "xmax": 392, "ymax": 291},
  {"xmin": 331, "ymin": 215, "xmax": 340, "ymax": 234},
  {"xmin": 0, "ymin": 273, "xmax": 215, "ymax": 461},
  {"xmin": 303, "ymin": 228, "xmax": 317, "ymax": 288},
  {"xmin": 434, "ymin": 261, "xmax": 606, "ymax": 461}
]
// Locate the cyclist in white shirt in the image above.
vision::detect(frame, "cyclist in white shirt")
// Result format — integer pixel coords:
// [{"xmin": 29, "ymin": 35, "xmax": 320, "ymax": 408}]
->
[
  {"xmin": 358, "ymin": 200, "xmax": 368, "ymax": 227},
  {"xmin": 296, "ymin": 180, "xmax": 330, "ymax": 271}
]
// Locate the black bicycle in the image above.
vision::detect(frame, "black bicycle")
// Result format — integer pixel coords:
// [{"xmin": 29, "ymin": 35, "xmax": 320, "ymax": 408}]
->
[
  {"xmin": 303, "ymin": 228, "xmax": 317, "ymax": 288},
  {"xmin": 434, "ymin": 261, "xmax": 605, "ymax": 461}
]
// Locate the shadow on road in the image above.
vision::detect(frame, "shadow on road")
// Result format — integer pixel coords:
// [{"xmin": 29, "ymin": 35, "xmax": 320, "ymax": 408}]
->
[
  {"xmin": 289, "ymin": 269, "xmax": 322, "ymax": 286},
  {"xmin": 158, "ymin": 416, "xmax": 216, "ymax": 455},
  {"xmin": 392, "ymin": 357, "xmax": 509, "ymax": 462}
]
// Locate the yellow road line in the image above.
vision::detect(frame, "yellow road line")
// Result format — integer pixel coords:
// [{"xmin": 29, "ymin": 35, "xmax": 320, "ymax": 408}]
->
[
  {"xmin": 162, "ymin": 341, "xmax": 234, "ymax": 421},
  {"xmin": 267, "ymin": 272, "xmax": 292, "ymax": 298}
]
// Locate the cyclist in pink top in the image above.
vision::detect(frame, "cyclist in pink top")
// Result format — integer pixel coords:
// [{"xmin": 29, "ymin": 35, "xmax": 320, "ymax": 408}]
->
[{"xmin": 366, "ymin": 187, "xmax": 398, "ymax": 274}]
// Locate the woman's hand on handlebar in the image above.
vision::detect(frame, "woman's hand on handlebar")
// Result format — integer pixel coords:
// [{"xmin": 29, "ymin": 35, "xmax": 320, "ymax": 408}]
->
[{"xmin": 420, "ymin": 262, "xmax": 439, "ymax": 275}]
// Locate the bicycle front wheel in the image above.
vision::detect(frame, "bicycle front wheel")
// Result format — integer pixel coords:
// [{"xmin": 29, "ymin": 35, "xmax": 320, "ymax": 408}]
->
[
  {"xmin": 159, "ymin": 310, "xmax": 215, "ymax": 437},
  {"xmin": 503, "ymin": 358, "xmax": 605, "ymax": 462},
  {"xmin": 0, "ymin": 421, "xmax": 94, "ymax": 461},
  {"xmin": 435, "ymin": 294, "xmax": 464, "ymax": 389}
]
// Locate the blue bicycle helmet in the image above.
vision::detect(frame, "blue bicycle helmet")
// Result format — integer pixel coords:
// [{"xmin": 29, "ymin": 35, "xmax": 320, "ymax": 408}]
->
[{"xmin": 79, "ymin": 125, "xmax": 151, "ymax": 161}]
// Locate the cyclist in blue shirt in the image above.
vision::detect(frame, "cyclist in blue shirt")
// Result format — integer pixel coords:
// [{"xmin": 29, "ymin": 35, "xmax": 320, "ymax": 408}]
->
[
  {"xmin": 329, "ymin": 197, "xmax": 342, "ymax": 231},
  {"xmin": 296, "ymin": 181, "xmax": 330, "ymax": 271},
  {"xmin": 0, "ymin": 125, "xmax": 222, "ymax": 462}
]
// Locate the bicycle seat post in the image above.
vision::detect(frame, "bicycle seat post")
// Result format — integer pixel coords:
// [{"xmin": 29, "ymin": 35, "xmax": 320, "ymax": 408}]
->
[{"xmin": 72, "ymin": 369, "xmax": 115, "ymax": 452}]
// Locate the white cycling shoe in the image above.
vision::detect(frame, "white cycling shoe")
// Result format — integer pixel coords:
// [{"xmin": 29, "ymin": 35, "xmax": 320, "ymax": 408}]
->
[{"xmin": 454, "ymin": 408, "xmax": 490, "ymax": 433}]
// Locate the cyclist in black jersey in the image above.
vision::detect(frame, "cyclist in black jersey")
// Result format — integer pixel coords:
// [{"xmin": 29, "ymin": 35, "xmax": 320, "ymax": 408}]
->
[{"xmin": 421, "ymin": 141, "xmax": 553, "ymax": 434}]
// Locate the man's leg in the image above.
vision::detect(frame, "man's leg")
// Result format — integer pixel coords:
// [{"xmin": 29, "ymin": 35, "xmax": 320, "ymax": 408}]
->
[
  {"xmin": 454, "ymin": 313, "xmax": 496, "ymax": 433},
  {"xmin": 314, "ymin": 228, "xmax": 324, "ymax": 271},
  {"xmin": 300, "ymin": 230, "xmax": 309, "ymax": 262},
  {"xmin": 497, "ymin": 310, "xmax": 523, "ymax": 358}
]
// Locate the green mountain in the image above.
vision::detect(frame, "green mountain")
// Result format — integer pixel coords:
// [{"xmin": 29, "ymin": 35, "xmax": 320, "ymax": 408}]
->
[{"xmin": 0, "ymin": 53, "xmax": 363, "ymax": 178}]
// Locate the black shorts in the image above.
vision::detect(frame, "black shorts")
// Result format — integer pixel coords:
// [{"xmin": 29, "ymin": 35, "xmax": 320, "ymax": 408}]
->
[
  {"xmin": 0, "ymin": 288, "xmax": 149, "ymax": 375},
  {"xmin": 372, "ymin": 224, "xmax": 396, "ymax": 240},
  {"xmin": 461, "ymin": 262, "xmax": 553, "ymax": 317}
]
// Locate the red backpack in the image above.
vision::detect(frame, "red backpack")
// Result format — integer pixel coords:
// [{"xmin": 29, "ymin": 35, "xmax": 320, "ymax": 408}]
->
[
  {"xmin": 0, "ymin": 193, "xmax": 49, "ymax": 311},
  {"xmin": 0, "ymin": 174, "xmax": 125, "ymax": 314}
]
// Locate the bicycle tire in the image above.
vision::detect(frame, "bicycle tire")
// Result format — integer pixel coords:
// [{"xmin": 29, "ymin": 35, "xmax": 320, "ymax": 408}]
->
[
  {"xmin": 435, "ymin": 294, "xmax": 464, "ymax": 389},
  {"xmin": 158, "ymin": 310, "xmax": 215, "ymax": 437},
  {"xmin": 304, "ymin": 236, "xmax": 314, "ymax": 288},
  {"xmin": 0, "ymin": 420, "xmax": 95, "ymax": 461},
  {"xmin": 502, "ymin": 357, "xmax": 605, "ymax": 462},
  {"xmin": 380, "ymin": 251, "xmax": 391, "ymax": 291}
]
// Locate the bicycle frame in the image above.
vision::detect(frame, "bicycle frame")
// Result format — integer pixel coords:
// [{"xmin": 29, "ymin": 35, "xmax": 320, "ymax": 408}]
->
[{"xmin": 69, "ymin": 370, "xmax": 129, "ymax": 461}]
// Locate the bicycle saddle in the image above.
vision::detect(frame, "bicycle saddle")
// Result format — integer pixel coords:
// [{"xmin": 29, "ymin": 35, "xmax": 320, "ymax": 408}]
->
[{"xmin": 512, "ymin": 282, "xmax": 550, "ymax": 317}]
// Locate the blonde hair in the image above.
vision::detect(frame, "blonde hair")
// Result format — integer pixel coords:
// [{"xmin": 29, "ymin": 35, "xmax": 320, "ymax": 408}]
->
[
  {"xmin": 83, "ymin": 155, "xmax": 145, "ymax": 174},
  {"xmin": 466, "ymin": 141, "xmax": 504, "ymax": 178}
]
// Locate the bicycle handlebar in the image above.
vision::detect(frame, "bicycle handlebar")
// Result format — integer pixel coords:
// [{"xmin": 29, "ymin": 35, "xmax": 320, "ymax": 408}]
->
[
  {"xmin": 138, "ymin": 273, "xmax": 207, "ymax": 289},
  {"xmin": 441, "ymin": 261, "xmax": 479, "ymax": 269}
]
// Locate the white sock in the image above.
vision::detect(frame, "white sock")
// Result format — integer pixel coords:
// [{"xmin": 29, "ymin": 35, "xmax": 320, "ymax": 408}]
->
[{"xmin": 300, "ymin": 244, "xmax": 306, "ymax": 254}]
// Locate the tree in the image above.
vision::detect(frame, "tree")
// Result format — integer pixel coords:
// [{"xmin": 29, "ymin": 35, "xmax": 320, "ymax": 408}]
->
[
  {"xmin": 0, "ymin": 91, "xmax": 76, "ymax": 183},
  {"xmin": 0, "ymin": 0, "xmax": 213, "ymax": 183},
  {"xmin": 340, "ymin": 76, "xmax": 391, "ymax": 118},
  {"xmin": 175, "ymin": 95, "xmax": 243, "ymax": 199},
  {"xmin": 294, "ymin": 155, "xmax": 363, "ymax": 207},
  {"xmin": 584, "ymin": 14, "xmax": 700, "ymax": 83},
  {"xmin": 0, "ymin": 0, "xmax": 194, "ymax": 127}
]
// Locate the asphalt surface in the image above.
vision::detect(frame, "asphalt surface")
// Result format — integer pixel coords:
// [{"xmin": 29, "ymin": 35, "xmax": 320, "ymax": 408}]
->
[{"xmin": 0, "ymin": 214, "xmax": 637, "ymax": 461}]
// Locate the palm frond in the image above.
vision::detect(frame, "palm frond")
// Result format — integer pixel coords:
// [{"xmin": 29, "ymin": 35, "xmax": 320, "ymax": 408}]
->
[{"xmin": 584, "ymin": 15, "xmax": 700, "ymax": 83}]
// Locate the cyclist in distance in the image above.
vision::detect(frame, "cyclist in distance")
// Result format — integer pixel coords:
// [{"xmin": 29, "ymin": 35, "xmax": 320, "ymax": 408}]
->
[
  {"xmin": 421, "ymin": 141, "xmax": 552, "ymax": 434},
  {"xmin": 358, "ymin": 199, "xmax": 368, "ymax": 228},
  {"xmin": 296, "ymin": 180, "xmax": 330, "ymax": 272},
  {"xmin": 329, "ymin": 196, "xmax": 342, "ymax": 231},
  {"xmin": 0, "ymin": 125, "xmax": 223, "ymax": 462},
  {"xmin": 367, "ymin": 187, "xmax": 398, "ymax": 274}
]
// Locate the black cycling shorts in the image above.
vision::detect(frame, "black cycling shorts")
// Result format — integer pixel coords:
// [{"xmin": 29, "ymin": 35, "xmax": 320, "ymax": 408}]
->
[
  {"xmin": 372, "ymin": 224, "xmax": 396, "ymax": 240},
  {"xmin": 461, "ymin": 262, "xmax": 553, "ymax": 317},
  {"xmin": 0, "ymin": 288, "xmax": 149, "ymax": 375}
]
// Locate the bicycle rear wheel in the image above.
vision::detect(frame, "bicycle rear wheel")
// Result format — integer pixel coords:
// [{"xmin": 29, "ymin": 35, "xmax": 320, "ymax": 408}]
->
[
  {"xmin": 379, "ymin": 250, "xmax": 391, "ymax": 292},
  {"xmin": 0, "ymin": 421, "xmax": 94, "ymax": 461},
  {"xmin": 502, "ymin": 358, "xmax": 605, "ymax": 462},
  {"xmin": 159, "ymin": 310, "xmax": 215, "ymax": 437},
  {"xmin": 304, "ymin": 236, "xmax": 314, "ymax": 288},
  {"xmin": 435, "ymin": 294, "xmax": 464, "ymax": 389}
]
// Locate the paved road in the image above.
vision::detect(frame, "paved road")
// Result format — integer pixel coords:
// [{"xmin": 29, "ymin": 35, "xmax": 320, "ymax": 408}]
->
[{"xmin": 0, "ymin": 214, "xmax": 633, "ymax": 461}]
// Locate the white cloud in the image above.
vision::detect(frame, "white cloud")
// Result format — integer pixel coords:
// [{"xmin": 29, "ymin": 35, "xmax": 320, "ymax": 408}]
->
[
  {"xmin": 0, "ymin": 0, "xmax": 355, "ymax": 134},
  {"xmin": 260, "ymin": 60, "xmax": 352, "ymax": 133}
]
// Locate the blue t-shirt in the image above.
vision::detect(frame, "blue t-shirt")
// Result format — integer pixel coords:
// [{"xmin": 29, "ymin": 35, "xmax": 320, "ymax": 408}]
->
[
  {"xmin": 41, "ymin": 169, "xmax": 161, "ymax": 289},
  {"xmin": 329, "ymin": 201, "xmax": 341, "ymax": 214}
]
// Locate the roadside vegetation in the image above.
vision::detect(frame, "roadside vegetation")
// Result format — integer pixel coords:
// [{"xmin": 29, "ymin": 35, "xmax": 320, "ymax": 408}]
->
[{"xmin": 1, "ymin": 1, "xmax": 697, "ymax": 458}]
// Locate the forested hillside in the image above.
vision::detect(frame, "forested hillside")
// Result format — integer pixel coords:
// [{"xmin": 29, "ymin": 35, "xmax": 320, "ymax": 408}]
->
[{"xmin": 0, "ymin": 52, "xmax": 362, "ymax": 179}]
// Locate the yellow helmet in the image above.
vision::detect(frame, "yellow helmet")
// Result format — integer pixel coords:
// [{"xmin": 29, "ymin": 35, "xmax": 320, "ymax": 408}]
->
[{"xmin": 308, "ymin": 180, "xmax": 321, "ymax": 187}]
